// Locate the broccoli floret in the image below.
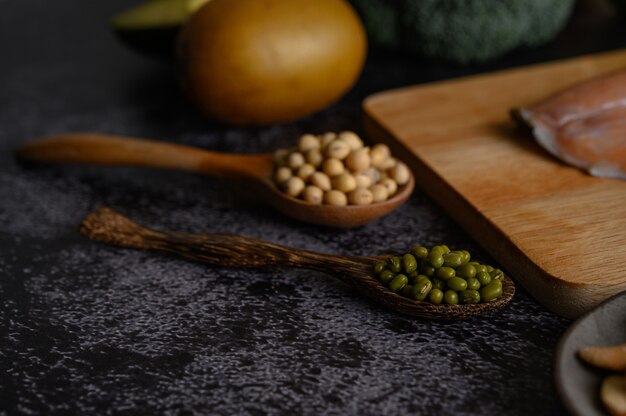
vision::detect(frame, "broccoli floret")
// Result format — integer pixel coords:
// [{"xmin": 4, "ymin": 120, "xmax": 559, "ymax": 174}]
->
[
  {"xmin": 351, "ymin": 0, "xmax": 575, "ymax": 65},
  {"xmin": 352, "ymin": 0, "xmax": 401, "ymax": 49},
  {"xmin": 521, "ymin": 0, "xmax": 576, "ymax": 47}
]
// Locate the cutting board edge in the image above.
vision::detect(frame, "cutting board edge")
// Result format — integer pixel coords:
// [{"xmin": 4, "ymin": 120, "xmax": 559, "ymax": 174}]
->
[
  {"xmin": 362, "ymin": 48, "xmax": 626, "ymax": 115},
  {"xmin": 362, "ymin": 111, "xmax": 622, "ymax": 319}
]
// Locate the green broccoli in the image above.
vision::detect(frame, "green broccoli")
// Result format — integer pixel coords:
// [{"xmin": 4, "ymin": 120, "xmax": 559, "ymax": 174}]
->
[{"xmin": 351, "ymin": 0, "xmax": 575, "ymax": 65}]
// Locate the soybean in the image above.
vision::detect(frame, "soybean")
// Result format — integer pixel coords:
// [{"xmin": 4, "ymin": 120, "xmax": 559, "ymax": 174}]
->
[
  {"xmin": 370, "ymin": 184, "xmax": 389, "ymax": 203},
  {"xmin": 324, "ymin": 190, "xmax": 347, "ymax": 206},
  {"xmin": 273, "ymin": 131, "xmax": 411, "ymax": 206}
]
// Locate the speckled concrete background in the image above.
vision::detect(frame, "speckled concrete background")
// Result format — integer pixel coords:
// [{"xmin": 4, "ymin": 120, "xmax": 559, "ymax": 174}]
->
[{"xmin": 4, "ymin": 0, "xmax": 624, "ymax": 414}]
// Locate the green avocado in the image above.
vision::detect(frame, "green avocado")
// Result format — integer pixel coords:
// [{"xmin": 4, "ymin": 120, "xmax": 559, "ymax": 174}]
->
[
  {"xmin": 349, "ymin": 0, "xmax": 576, "ymax": 65},
  {"xmin": 110, "ymin": 0, "xmax": 210, "ymax": 58}
]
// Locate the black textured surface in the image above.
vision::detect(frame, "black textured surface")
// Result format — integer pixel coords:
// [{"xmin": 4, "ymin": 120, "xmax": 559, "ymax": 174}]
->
[{"xmin": 2, "ymin": 1, "xmax": 626, "ymax": 415}]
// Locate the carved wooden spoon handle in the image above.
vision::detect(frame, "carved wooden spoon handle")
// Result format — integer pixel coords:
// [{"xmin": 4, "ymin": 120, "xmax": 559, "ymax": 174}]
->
[
  {"xmin": 79, "ymin": 207, "xmax": 370, "ymax": 280},
  {"xmin": 17, "ymin": 132, "xmax": 273, "ymax": 180}
]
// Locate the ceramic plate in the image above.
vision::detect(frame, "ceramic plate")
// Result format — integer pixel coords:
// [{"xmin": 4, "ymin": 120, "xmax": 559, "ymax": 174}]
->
[{"xmin": 555, "ymin": 291, "xmax": 626, "ymax": 416}]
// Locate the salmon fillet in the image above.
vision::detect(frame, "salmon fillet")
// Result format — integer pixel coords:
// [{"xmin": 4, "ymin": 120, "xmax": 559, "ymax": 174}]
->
[{"xmin": 513, "ymin": 70, "xmax": 626, "ymax": 179}]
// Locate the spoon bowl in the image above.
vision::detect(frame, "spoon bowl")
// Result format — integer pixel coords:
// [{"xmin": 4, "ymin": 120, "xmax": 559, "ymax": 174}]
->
[
  {"xmin": 16, "ymin": 132, "xmax": 414, "ymax": 227},
  {"xmin": 80, "ymin": 207, "xmax": 515, "ymax": 320},
  {"xmin": 258, "ymin": 173, "xmax": 414, "ymax": 228}
]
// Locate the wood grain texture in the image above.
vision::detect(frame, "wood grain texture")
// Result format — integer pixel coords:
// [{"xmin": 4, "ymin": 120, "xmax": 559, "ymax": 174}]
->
[
  {"xmin": 364, "ymin": 49, "xmax": 626, "ymax": 318},
  {"xmin": 79, "ymin": 207, "xmax": 514, "ymax": 320},
  {"xmin": 16, "ymin": 132, "xmax": 275, "ymax": 180}
]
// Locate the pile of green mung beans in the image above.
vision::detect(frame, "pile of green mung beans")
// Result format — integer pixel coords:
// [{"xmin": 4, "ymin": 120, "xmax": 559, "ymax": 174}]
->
[{"xmin": 373, "ymin": 245, "xmax": 504, "ymax": 305}]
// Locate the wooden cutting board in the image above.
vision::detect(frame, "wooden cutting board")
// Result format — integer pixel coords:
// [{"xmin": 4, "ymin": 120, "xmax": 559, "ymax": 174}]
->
[{"xmin": 364, "ymin": 49, "xmax": 626, "ymax": 319}]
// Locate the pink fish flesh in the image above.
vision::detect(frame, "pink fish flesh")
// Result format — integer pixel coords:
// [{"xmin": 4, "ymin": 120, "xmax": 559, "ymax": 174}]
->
[{"xmin": 513, "ymin": 70, "xmax": 626, "ymax": 180}]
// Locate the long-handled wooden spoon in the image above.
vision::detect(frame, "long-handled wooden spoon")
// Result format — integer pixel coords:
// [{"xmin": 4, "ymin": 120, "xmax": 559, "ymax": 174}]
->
[
  {"xmin": 79, "ymin": 207, "xmax": 515, "ymax": 320},
  {"xmin": 16, "ymin": 132, "xmax": 414, "ymax": 228}
]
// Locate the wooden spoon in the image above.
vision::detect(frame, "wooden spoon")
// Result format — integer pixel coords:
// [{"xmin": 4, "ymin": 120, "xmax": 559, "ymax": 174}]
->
[
  {"xmin": 79, "ymin": 207, "xmax": 515, "ymax": 320},
  {"xmin": 16, "ymin": 132, "xmax": 414, "ymax": 228}
]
